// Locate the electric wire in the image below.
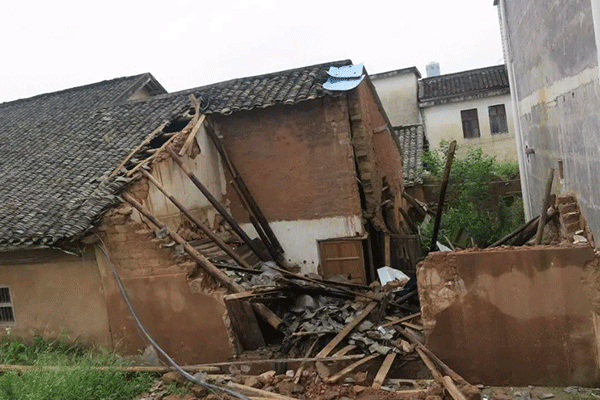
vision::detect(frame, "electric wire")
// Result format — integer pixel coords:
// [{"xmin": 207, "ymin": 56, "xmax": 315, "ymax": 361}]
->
[{"xmin": 96, "ymin": 240, "xmax": 251, "ymax": 400}]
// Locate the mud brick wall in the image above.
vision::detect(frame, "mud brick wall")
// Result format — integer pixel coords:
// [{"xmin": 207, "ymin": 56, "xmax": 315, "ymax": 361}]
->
[
  {"xmin": 95, "ymin": 184, "xmax": 234, "ymax": 364},
  {"xmin": 418, "ymin": 246, "xmax": 600, "ymax": 386},
  {"xmin": 347, "ymin": 80, "xmax": 404, "ymax": 232},
  {"xmin": 213, "ymin": 96, "xmax": 361, "ymax": 223}
]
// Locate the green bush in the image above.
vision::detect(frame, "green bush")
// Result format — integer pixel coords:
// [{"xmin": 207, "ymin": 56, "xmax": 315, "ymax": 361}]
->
[
  {"xmin": 418, "ymin": 142, "xmax": 524, "ymax": 251},
  {"xmin": 0, "ymin": 336, "xmax": 154, "ymax": 400}
]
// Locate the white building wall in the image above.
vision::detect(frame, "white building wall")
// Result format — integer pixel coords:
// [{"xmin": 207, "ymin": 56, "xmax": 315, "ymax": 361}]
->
[
  {"xmin": 422, "ymin": 93, "xmax": 517, "ymax": 160},
  {"xmin": 241, "ymin": 215, "xmax": 364, "ymax": 274},
  {"xmin": 371, "ymin": 72, "xmax": 421, "ymax": 126}
]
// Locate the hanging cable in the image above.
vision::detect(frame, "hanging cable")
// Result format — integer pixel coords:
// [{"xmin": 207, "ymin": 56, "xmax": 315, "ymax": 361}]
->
[{"xmin": 96, "ymin": 240, "xmax": 250, "ymax": 400}]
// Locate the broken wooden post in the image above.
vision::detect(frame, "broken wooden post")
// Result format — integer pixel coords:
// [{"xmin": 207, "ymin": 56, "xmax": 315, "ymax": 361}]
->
[
  {"xmin": 430, "ymin": 140, "xmax": 457, "ymax": 252},
  {"xmin": 535, "ymin": 168, "xmax": 555, "ymax": 245},
  {"xmin": 141, "ymin": 169, "xmax": 255, "ymax": 270},
  {"xmin": 122, "ymin": 192, "xmax": 282, "ymax": 330},
  {"xmin": 165, "ymin": 146, "xmax": 269, "ymax": 261}
]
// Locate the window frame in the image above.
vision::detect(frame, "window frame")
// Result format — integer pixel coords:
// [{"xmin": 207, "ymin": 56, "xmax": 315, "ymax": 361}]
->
[
  {"xmin": 488, "ymin": 104, "xmax": 509, "ymax": 135},
  {"xmin": 461, "ymin": 108, "xmax": 480, "ymax": 139},
  {"xmin": 0, "ymin": 287, "xmax": 15, "ymax": 324}
]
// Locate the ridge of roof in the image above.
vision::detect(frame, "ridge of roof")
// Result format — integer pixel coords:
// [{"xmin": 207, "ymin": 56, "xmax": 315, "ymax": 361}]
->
[{"xmin": 0, "ymin": 73, "xmax": 154, "ymax": 109}]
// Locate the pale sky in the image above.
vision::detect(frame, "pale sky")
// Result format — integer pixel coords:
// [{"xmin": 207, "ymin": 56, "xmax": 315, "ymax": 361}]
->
[{"xmin": 0, "ymin": 0, "xmax": 503, "ymax": 103}]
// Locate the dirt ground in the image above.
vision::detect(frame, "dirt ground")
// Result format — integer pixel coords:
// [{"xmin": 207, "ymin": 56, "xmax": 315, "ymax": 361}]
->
[{"xmin": 483, "ymin": 386, "xmax": 600, "ymax": 400}]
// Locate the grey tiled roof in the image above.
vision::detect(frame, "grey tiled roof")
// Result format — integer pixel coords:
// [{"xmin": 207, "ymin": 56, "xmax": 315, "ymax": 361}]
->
[
  {"xmin": 0, "ymin": 60, "xmax": 352, "ymax": 252},
  {"xmin": 419, "ymin": 64, "xmax": 509, "ymax": 104},
  {"xmin": 395, "ymin": 125, "xmax": 426, "ymax": 187},
  {"xmin": 173, "ymin": 59, "xmax": 352, "ymax": 115}
]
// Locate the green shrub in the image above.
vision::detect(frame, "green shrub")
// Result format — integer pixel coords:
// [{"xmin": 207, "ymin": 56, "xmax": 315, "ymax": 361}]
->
[
  {"xmin": 418, "ymin": 142, "xmax": 525, "ymax": 251},
  {"xmin": 0, "ymin": 336, "xmax": 154, "ymax": 400}
]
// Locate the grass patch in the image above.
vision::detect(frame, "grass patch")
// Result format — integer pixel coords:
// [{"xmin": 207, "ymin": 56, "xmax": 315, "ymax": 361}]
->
[{"xmin": 0, "ymin": 335, "xmax": 154, "ymax": 400}]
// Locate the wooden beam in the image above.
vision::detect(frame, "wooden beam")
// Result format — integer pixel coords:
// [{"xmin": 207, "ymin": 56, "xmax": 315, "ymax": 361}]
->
[
  {"xmin": 179, "ymin": 114, "xmax": 206, "ymax": 157},
  {"xmin": 165, "ymin": 146, "xmax": 269, "ymax": 261},
  {"xmin": 443, "ymin": 376, "xmax": 468, "ymax": 400},
  {"xmin": 326, "ymin": 354, "xmax": 379, "ymax": 383},
  {"xmin": 141, "ymin": 169, "xmax": 255, "ymax": 271},
  {"xmin": 122, "ymin": 193, "xmax": 281, "ymax": 330},
  {"xmin": 205, "ymin": 124, "xmax": 285, "ymax": 258},
  {"xmin": 315, "ymin": 302, "xmax": 378, "ymax": 358},
  {"xmin": 191, "ymin": 354, "xmax": 364, "ymax": 367},
  {"xmin": 0, "ymin": 364, "xmax": 220, "ymax": 373},
  {"xmin": 430, "ymin": 140, "xmax": 457, "ymax": 252},
  {"xmin": 332, "ymin": 345, "xmax": 356, "ymax": 357},
  {"xmin": 126, "ymin": 131, "xmax": 181, "ymax": 177},
  {"xmin": 293, "ymin": 338, "xmax": 319, "ymax": 384},
  {"xmin": 372, "ymin": 352, "xmax": 397, "ymax": 390},
  {"xmin": 225, "ymin": 382, "xmax": 300, "ymax": 400},
  {"xmin": 380, "ymin": 312, "xmax": 421, "ymax": 328}
]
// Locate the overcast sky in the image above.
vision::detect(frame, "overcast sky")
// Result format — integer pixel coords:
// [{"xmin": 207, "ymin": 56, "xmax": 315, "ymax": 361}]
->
[{"xmin": 0, "ymin": 1, "xmax": 503, "ymax": 103}]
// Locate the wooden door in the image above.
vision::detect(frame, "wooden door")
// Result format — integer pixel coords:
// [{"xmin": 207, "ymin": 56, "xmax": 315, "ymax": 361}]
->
[{"xmin": 319, "ymin": 240, "xmax": 366, "ymax": 284}]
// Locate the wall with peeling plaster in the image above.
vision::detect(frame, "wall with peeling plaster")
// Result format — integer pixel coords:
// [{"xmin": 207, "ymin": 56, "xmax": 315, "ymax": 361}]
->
[{"xmin": 418, "ymin": 245, "xmax": 600, "ymax": 386}]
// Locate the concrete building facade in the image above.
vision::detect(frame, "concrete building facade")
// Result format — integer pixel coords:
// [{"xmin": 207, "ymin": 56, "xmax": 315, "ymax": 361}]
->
[
  {"xmin": 419, "ymin": 65, "xmax": 517, "ymax": 160},
  {"xmin": 494, "ymin": 0, "xmax": 600, "ymax": 239}
]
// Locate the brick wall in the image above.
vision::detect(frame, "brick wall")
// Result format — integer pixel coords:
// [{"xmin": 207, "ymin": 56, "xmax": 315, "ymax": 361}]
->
[
  {"xmin": 213, "ymin": 96, "xmax": 361, "ymax": 223},
  {"xmin": 348, "ymin": 80, "xmax": 404, "ymax": 232}
]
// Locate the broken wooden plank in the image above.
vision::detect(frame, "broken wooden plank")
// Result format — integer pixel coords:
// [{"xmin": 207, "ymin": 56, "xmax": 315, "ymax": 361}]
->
[
  {"xmin": 225, "ymin": 382, "xmax": 300, "ymax": 400},
  {"xmin": 372, "ymin": 352, "xmax": 397, "ymax": 390},
  {"xmin": 332, "ymin": 345, "xmax": 356, "ymax": 357},
  {"xmin": 326, "ymin": 354, "xmax": 379, "ymax": 383},
  {"xmin": 315, "ymin": 302, "xmax": 378, "ymax": 358},
  {"xmin": 415, "ymin": 348, "xmax": 444, "ymax": 384},
  {"xmin": 225, "ymin": 297, "xmax": 266, "ymax": 350},
  {"xmin": 109, "ymin": 122, "xmax": 167, "ymax": 178},
  {"xmin": 380, "ymin": 312, "xmax": 421, "ymax": 328},
  {"xmin": 122, "ymin": 193, "xmax": 281, "ymax": 331},
  {"xmin": 179, "ymin": 114, "xmax": 206, "ymax": 157},
  {"xmin": 443, "ymin": 376, "xmax": 468, "ymax": 400},
  {"xmin": 293, "ymin": 338, "xmax": 319, "ymax": 384},
  {"xmin": 401, "ymin": 321, "xmax": 424, "ymax": 331}
]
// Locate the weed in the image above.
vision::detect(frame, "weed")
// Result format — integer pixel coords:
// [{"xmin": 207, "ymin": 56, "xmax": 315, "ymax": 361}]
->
[{"xmin": 0, "ymin": 336, "xmax": 154, "ymax": 400}]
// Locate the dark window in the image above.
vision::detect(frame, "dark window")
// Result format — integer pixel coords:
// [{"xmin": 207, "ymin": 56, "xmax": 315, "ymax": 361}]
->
[
  {"xmin": 0, "ymin": 287, "xmax": 14, "ymax": 323},
  {"xmin": 489, "ymin": 104, "xmax": 508, "ymax": 134},
  {"xmin": 461, "ymin": 109, "xmax": 480, "ymax": 139}
]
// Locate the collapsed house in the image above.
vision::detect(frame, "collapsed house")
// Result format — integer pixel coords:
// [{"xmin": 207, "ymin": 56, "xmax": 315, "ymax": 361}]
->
[{"xmin": 0, "ymin": 60, "xmax": 405, "ymax": 363}]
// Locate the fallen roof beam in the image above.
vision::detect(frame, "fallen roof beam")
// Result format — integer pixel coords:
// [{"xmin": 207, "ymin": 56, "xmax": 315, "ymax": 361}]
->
[
  {"xmin": 141, "ymin": 169, "xmax": 255, "ymax": 271},
  {"xmin": 122, "ymin": 193, "xmax": 281, "ymax": 330},
  {"xmin": 165, "ymin": 146, "xmax": 270, "ymax": 262}
]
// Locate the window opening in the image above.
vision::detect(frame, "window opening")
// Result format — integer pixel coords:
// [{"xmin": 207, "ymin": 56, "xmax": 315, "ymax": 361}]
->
[
  {"xmin": 461, "ymin": 109, "xmax": 480, "ymax": 139},
  {"xmin": 489, "ymin": 104, "xmax": 508, "ymax": 134}
]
